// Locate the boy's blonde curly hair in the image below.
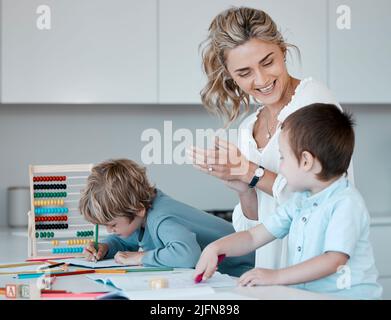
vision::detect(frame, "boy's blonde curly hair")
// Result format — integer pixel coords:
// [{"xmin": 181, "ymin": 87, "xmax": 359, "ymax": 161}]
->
[{"xmin": 79, "ymin": 159, "xmax": 156, "ymax": 224}]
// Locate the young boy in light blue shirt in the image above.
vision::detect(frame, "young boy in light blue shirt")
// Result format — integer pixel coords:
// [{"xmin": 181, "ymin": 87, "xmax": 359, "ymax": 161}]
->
[
  {"xmin": 79, "ymin": 159, "xmax": 254, "ymax": 277},
  {"xmin": 195, "ymin": 103, "xmax": 382, "ymax": 299}
]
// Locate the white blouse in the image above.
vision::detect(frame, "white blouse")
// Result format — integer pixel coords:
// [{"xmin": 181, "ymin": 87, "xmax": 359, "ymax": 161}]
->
[{"xmin": 232, "ymin": 77, "xmax": 354, "ymax": 269}]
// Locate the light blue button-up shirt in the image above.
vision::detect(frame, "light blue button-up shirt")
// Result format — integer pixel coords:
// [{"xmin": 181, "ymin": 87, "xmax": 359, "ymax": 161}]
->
[{"xmin": 263, "ymin": 176, "xmax": 382, "ymax": 299}]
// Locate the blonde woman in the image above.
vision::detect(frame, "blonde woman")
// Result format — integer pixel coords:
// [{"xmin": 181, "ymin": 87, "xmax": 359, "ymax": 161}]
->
[{"xmin": 190, "ymin": 7, "xmax": 353, "ymax": 270}]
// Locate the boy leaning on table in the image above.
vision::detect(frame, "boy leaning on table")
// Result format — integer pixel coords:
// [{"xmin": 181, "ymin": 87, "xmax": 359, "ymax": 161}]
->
[
  {"xmin": 195, "ymin": 103, "xmax": 382, "ymax": 299},
  {"xmin": 78, "ymin": 158, "xmax": 254, "ymax": 277}
]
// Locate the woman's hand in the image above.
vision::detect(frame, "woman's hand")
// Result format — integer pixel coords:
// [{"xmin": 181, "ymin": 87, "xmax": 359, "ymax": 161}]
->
[
  {"xmin": 114, "ymin": 251, "xmax": 144, "ymax": 265},
  {"xmin": 84, "ymin": 242, "xmax": 109, "ymax": 262},
  {"xmin": 223, "ymin": 180, "xmax": 252, "ymax": 195},
  {"xmin": 188, "ymin": 137, "xmax": 251, "ymax": 182},
  {"xmin": 238, "ymin": 268, "xmax": 281, "ymax": 286}
]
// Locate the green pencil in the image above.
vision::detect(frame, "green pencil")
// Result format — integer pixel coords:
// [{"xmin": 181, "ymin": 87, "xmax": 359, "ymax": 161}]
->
[
  {"xmin": 94, "ymin": 224, "xmax": 99, "ymax": 255},
  {"xmin": 125, "ymin": 267, "xmax": 174, "ymax": 273}
]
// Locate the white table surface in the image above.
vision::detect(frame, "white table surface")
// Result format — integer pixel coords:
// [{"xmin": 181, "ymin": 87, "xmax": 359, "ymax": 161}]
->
[{"xmin": 0, "ymin": 227, "xmax": 336, "ymax": 300}]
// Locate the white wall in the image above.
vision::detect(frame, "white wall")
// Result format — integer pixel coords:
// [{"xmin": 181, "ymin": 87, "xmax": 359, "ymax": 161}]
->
[
  {"xmin": 0, "ymin": 103, "xmax": 390, "ymax": 227},
  {"xmin": 0, "ymin": 104, "xmax": 240, "ymax": 226}
]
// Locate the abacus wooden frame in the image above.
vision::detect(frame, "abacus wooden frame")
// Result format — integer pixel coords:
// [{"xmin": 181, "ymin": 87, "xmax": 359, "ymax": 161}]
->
[{"xmin": 28, "ymin": 164, "xmax": 94, "ymax": 259}]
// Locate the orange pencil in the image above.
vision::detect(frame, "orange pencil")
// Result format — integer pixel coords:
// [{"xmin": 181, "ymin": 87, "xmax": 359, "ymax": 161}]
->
[{"xmin": 95, "ymin": 269, "xmax": 127, "ymax": 274}]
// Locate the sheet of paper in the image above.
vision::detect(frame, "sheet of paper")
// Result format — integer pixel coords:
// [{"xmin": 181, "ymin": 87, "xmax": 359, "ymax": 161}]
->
[
  {"xmin": 98, "ymin": 286, "xmax": 215, "ymax": 300},
  {"xmin": 179, "ymin": 291, "xmax": 256, "ymax": 300},
  {"xmin": 56, "ymin": 258, "xmax": 132, "ymax": 269},
  {"xmin": 87, "ymin": 270, "xmax": 236, "ymax": 291}
]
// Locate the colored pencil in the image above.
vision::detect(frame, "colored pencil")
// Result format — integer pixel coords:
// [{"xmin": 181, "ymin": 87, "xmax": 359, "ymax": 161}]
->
[
  {"xmin": 18, "ymin": 269, "xmax": 95, "ymax": 279},
  {"xmin": 94, "ymin": 224, "xmax": 99, "ymax": 251},
  {"xmin": 26, "ymin": 256, "xmax": 76, "ymax": 262},
  {"xmin": 41, "ymin": 290, "xmax": 68, "ymax": 294},
  {"xmin": 95, "ymin": 269, "xmax": 127, "ymax": 274},
  {"xmin": 93, "ymin": 224, "xmax": 99, "ymax": 262},
  {"xmin": 38, "ymin": 262, "xmax": 66, "ymax": 271},
  {"xmin": 0, "ymin": 261, "xmax": 43, "ymax": 269}
]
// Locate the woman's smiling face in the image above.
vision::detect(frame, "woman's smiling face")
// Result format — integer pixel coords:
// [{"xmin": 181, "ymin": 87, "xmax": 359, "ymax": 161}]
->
[{"xmin": 225, "ymin": 38, "xmax": 291, "ymax": 107}]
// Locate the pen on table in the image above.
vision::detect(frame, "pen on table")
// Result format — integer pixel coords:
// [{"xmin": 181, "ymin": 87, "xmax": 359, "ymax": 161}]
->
[{"xmin": 194, "ymin": 254, "xmax": 226, "ymax": 284}]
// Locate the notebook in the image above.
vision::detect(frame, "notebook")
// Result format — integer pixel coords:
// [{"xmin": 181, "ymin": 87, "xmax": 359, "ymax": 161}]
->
[
  {"xmin": 99, "ymin": 286, "xmax": 216, "ymax": 300},
  {"xmin": 87, "ymin": 269, "xmax": 236, "ymax": 291}
]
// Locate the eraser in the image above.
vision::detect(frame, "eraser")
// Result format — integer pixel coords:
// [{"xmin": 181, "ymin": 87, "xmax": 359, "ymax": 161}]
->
[{"xmin": 149, "ymin": 277, "xmax": 169, "ymax": 289}]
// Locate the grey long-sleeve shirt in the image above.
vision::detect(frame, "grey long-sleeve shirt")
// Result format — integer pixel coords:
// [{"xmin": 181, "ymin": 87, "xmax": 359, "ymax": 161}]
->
[{"xmin": 102, "ymin": 189, "xmax": 254, "ymax": 277}]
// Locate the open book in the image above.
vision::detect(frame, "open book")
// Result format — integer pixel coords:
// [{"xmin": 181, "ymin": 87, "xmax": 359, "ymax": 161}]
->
[
  {"xmin": 87, "ymin": 269, "xmax": 236, "ymax": 291},
  {"xmin": 98, "ymin": 288, "xmax": 256, "ymax": 300}
]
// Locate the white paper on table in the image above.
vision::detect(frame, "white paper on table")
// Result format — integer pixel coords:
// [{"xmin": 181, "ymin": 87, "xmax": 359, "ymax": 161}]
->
[
  {"xmin": 55, "ymin": 258, "xmax": 131, "ymax": 269},
  {"xmin": 87, "ymin": 270, "xmax": 236, "ymax": 291},
  {"xmin": 180, "ymin": 292, "xmax": 256, "ymax": 300},
  {"xmin": 100, "ymin": 286, "xmax": 216, "ymax": 300}
]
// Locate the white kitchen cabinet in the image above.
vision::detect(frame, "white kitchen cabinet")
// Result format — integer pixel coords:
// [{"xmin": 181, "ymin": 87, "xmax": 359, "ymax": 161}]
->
[
  {"xmin": 328, "ymin": 0, "xmax": 391, "ymax": 103},
  {"xmin": 159, "ymin": 0, "xmax": 328, "ymax": 103},
  {"xmin": 1, "ymin": 0, "xmax": 157, "ymax": 103}
]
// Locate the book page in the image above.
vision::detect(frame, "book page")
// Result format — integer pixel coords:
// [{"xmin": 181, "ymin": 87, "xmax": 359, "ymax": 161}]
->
[
  {"xmin": 87, "ymin": 270, "xmax": 236, "ymax": 291},
  {"xmin": 56, "ymin": 258, "xmax": 131, "ymax": 269}
]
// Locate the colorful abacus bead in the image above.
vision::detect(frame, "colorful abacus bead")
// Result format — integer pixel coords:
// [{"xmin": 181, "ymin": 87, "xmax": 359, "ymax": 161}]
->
[
  {"xmin": 76, "ymin": 230, "xmax": 94, "ymax": 237},
  {"xmin": 35, "ymin": 207, "xmax": 68, "ymax": 214},
  {"xmin": 35, "ymin": 223, "xmax": 68, "ymax": 230},
  {"xmin": 35, "ymin": 215, "xmax": 67, "ymax": 222},
  {"xmin": 34, "ymin": 199, "xmax": 65, "ymax": 206},
  {"xmin": 52, "ymin": 247, "xmax": 83, "ymax": 254},
  {"xmin": 34, "ymin": 192, "xmax": 67, "ymax": 198},
  {"xmin": 33, "ymin": 176, "xmax": 66, "ymax": 182},
  {"xmin": 38, "ymin": 231, "xmax": 55, "ymax": 238},
  {"xmin": 33, "ymin": 184, "xmax": 67, "ymax": 190}
]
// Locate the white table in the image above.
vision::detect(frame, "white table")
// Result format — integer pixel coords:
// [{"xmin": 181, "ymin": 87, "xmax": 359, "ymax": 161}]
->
[{"xmin": 0, "ymin": 228, "xmax": 336, "ymax": 300}]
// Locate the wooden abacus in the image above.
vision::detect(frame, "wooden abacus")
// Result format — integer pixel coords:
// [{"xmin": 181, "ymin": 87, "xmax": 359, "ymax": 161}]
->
[{"xmin": 27, "ymin": 164, "xmax": 98, "ymax": 259}]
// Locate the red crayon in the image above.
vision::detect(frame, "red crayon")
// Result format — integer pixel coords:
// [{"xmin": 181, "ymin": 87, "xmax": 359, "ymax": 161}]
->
[
  {"xmin": 195, "ymin": 254, "xmax": 226, "ymax": 283},
  {"xmin": 49, "ymin": 270, "xmax": 95, "ymax": 277}
]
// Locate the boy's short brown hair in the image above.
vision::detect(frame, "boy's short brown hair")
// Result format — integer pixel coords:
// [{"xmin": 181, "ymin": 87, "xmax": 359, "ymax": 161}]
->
[
  {"xmin": 281, "ymin": 103, "xmax": 355, "ymax": 181},
  {"xmin": 79, "ymin": 159, "xmax": 156, "ymax": 224}
]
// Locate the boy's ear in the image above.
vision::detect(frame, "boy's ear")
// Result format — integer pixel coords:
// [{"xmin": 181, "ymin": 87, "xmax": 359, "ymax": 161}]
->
[
  {"xmin": 134, "ymin": 208, "xmax": 146, "ymax": 218},
  {"xmin": 300, "ymin": 151, "xmax": 315, "ymax": 171}
]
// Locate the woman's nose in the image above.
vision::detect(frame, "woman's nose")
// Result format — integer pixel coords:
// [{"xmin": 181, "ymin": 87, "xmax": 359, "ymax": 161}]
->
[{"xmin": 253, "ymin": 68, "xmax": 268, "ymax": 86}]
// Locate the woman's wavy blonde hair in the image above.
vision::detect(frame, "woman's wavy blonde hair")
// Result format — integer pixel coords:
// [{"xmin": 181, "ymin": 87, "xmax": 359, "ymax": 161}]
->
[{"xmin": 200, "ymin": 6, "xmax": 299, "ymax": 126}]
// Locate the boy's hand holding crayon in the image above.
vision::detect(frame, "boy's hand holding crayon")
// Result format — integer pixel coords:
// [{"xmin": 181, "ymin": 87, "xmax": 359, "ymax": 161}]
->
[{"xmin": 84, "ymin": 242, "xmax": 109, "ymax": 262}]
